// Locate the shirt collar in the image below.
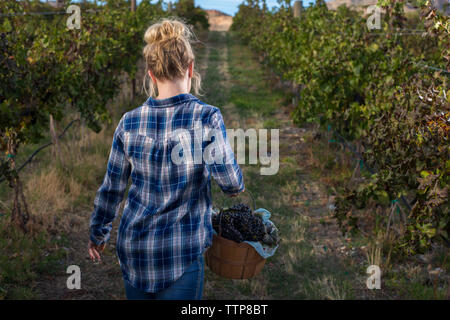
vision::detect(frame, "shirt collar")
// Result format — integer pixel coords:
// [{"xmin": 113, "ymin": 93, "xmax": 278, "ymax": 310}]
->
[{"xmin": 145, "ymin": 93, "xmax": 198, "ymax": 108}]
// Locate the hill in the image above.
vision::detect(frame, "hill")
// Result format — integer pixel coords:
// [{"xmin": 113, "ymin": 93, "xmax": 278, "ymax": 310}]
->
[
  {"xmin": 205, "ymin": 9, "xmax": 233, "ymax": 31},
  {"xmin": 326, "ymin": 0, "xmax": 377, "ymax": 10}
]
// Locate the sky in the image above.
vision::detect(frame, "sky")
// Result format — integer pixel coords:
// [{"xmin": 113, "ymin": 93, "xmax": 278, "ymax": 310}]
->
[
  {"xmin": 139, "ymin": 0, "xmax": 319, "ymax": 16},
  {"xmin": 195, "ymin": 0, "xmax": 281, "ymax": 16},
  {"xmin": 188, "ymin": 1, "xmax": 319, "ymax": 16}
]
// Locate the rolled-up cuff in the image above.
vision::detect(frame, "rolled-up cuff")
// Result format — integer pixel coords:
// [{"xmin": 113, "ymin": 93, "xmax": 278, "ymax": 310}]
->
[
  {"xmin": 222, "ymin": 184, "xmax": 245, "ymax": 195},
  {"xmin": 90, "ymin": 232, "xmax": 108, "ymax": 246}
]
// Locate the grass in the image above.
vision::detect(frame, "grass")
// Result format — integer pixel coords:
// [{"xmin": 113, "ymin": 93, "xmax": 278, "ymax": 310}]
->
[
  {"xmin": 202, "ymin": 31, "xmax": 229, "ymax": 109},
  {"xmin": 0, "ymin": 223, "xmax": 68, "ymax": 299},
  {"xmin": 227, "ymin": 36, "xmax": 284, "ymax": 120}
]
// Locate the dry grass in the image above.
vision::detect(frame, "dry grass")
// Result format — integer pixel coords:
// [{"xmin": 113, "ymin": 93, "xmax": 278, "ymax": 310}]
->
[
  {"xmin": 25, "ymin": 168, "xmax": 80, "ymax": 233},
  {"xmin": 19, "ymin": 115, "xmax": 115, "ymax": 235},
  {"xmin": 313, "ymin": 275, "xmax": 348, "ymax": 300},
  {"xmin": 283, "ymin": 217, "xmax": 307, "ymax": 245}
]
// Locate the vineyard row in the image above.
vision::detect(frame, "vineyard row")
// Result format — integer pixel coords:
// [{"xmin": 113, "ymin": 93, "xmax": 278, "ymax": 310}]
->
[{"xmin": 232, "ymin": 0, "xmax": 449, "ymax": 255}]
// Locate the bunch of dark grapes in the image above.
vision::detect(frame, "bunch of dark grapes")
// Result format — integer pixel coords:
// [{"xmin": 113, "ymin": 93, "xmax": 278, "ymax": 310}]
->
[
  {"xmin": 212, "ymin": 203, "xmax": 266, "ymax": 243},
  {"xmin": 228, "ymin": 203, "xmax": 252, "ymax": 215}
]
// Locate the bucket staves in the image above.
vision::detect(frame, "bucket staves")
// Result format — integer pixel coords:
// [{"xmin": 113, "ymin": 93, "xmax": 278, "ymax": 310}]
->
[{"xmin": 205, "ymin": 234, "xmax": 266, "ymax": 279}]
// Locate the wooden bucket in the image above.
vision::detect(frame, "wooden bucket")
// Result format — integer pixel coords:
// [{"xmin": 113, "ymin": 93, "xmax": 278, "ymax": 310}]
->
[{"xmin": 205, "ymin": 234, "xmax": 266, "ymax": 279}]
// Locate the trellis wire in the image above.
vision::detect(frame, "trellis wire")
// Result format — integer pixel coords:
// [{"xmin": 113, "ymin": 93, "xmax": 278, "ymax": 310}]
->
[
  {"xmin": 416, "ymin": 62, "xmax": 450, "ymax": 75},
  {"xmin": 0, "ymin": 119, "xmax": 80, "ymax": 184}
]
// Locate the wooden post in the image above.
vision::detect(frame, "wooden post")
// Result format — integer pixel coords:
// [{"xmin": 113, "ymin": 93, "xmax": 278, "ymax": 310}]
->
[
  {"xmin": 7, "ymin": 132, "xmax": 30, "ymax": 232},
  {"xmin": 294, "ymin": 1, "xmax": 303, "ymax": 18},
  {"xmin": 292, "ymin": 83, "xmax": 300, "ymax": 107},
  {"xmin": 49, "ymin": 114, "xmax": 64, "ymax": 167},
  {"xmin": 293, "ymin": 2, "xmax": 303, "ymax": 105}
]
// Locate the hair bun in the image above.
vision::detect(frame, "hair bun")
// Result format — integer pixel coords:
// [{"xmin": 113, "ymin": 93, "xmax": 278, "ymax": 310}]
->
[
  {"xmin": 144, "ymin": 19, "xmax": 188, "ymax": 45},
  {"xmin": 142, "ymin": 18, "xmax": 201, "ymax": 98}
]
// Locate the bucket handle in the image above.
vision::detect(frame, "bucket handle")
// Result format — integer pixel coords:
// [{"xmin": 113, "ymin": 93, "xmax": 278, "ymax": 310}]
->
[{"xmin": 215, "ymin": 189, "xmax": 256, "ymax": 212}]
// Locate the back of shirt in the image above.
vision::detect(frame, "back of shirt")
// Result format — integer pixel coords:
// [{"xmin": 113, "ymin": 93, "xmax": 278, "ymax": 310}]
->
[{"xmin": 90, "ymin": 93, "xmax": 244, "ymax": 293}]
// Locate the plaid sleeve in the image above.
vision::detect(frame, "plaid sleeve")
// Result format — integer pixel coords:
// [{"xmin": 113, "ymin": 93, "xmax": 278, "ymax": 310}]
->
[
  {"xmin": 89, "ymin": 117, "xmax": 131, "ymax": 245},
  {"xmin": 207, "ymin": 109, "xmax": 245, "ymax": 195}
]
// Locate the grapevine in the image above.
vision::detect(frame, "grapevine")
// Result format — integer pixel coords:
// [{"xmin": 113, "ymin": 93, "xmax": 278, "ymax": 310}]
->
[
  {"xmin": 232, "ymin": 0, "xmax": 449, "ymax": 254},
  {"xmin": 0, "ymin": 0, "xmax": 210, "ymax": 231}
]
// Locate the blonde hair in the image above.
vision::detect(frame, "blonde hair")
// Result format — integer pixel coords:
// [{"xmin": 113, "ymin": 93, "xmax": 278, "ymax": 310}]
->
[{"xmin": 142, "ymin": 18, "xmax": 202, "ymax": 98}]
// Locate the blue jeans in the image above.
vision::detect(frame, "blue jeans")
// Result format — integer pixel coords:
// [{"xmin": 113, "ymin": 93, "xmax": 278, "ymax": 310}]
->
[{"xmin": 123, "ymin": 254, "xmax": 204, "ymax": 300}]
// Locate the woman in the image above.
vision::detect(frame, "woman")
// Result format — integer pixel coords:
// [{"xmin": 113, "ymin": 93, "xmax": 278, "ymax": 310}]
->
[{"xmin": 87, "ymin": 19, "xmax": 244, "ymax": 300}]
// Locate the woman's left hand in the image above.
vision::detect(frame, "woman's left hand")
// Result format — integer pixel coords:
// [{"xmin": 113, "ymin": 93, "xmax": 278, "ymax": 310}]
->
[{"xmin": 88, "ymin": 240, "xmax": 106, "ymax": 262}]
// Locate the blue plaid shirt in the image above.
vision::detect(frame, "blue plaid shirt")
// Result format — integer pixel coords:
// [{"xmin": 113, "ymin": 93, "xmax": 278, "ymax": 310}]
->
[{"xmin": 89, "ymin": 93, "xmax": 244, "ymax": 293}]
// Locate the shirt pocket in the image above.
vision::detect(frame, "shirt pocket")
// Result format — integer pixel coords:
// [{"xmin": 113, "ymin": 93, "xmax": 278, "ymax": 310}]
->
[{"xmin": 122, "ymin": 133, "xmax": 159, "ymax": 176}]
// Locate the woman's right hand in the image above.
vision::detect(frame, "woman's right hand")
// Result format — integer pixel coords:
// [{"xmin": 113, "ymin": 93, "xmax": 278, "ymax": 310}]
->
[
  {"xmin": 228, "ymin": 187, "xmax": 245, "ymax": 198},
  {"xmin": 88, "ymin": 240, "xmax": 106, "ymax": 262}
]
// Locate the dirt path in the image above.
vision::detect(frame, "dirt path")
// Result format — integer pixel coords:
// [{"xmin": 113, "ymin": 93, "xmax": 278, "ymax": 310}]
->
[{"xmin": 35, "ymin": 224, "xmax": 125, "ymax": 300}]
